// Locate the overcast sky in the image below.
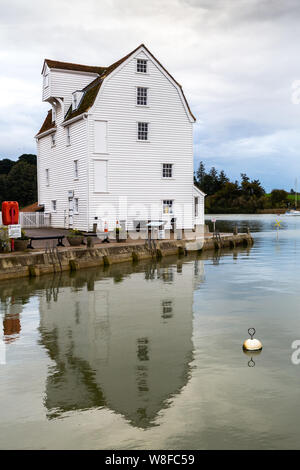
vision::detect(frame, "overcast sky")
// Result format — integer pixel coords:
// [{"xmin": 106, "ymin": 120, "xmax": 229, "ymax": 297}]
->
[{"xmin": 1, "ymin": 0, "xmax": 300, "ymax": 191}]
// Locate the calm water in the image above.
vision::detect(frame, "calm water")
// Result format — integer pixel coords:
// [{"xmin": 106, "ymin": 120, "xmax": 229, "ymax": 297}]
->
[{"xmin": 1, "ymin": 214, "xmax": 300, "ymax": 450}]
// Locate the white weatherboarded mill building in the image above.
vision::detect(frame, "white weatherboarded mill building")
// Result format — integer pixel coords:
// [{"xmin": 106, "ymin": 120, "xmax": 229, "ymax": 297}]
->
[{"xmin": 36, "ymin": 44, "xmax": 205, "ymax": 234}]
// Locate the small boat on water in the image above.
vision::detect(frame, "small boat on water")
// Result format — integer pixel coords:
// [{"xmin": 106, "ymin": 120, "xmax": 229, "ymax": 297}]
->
[
  {"xmin": 285, "ymin": 210, "xmax": 300, "ymax": 216},
  {"xmin": 285, "ymin": 179, "xmax": 300, "ymax": 215}
]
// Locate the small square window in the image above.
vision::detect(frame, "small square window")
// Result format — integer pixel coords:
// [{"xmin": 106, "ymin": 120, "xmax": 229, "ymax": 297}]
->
[
  {"xmin": 137, "ymin": 59, "xmax": 147, "ymax": 73},
  {"xmin": 138, "ymin": 122, "xmax": 148, "ymax": 141},
  {"xmin": 74, "ymin": 160, "xmax": 78, "ymax": 179},
  {"xmin": 51, "ymin": 200, "xmax": 57, "ymax": 212},
  {"xmin": 163, "ymin": 200, "xmax": 173, "ymax": 214},
  {"xmin": 137, "ymin": 87, "xmax": 147, "ymax": 106},
  {"xmin": 163, "ymin": 164, "xmax": 173, "ymax": 178}
]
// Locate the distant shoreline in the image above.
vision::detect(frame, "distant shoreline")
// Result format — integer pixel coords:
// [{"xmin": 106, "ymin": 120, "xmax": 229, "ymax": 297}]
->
[{"xmin": 205, "ymin": 209, "xmax": 286, "ymax": 215}]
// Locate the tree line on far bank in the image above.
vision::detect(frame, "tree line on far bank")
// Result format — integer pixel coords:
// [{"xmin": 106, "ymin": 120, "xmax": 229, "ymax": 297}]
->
[
  {"xmin": 0, "ymin": 155, "xmax": 294, "ymax": 213},
  {"xmin": 194, "ymin": 161, "xmax": 294, "ymax": 213},
  {"xmin": 0, "ymin": 155, "xmax": 37, "ymax": 208}
]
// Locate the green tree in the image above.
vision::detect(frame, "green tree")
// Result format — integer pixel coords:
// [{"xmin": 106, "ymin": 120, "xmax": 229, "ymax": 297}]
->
[
  {"xmin": 0, "ymin": 158, "xmax": 15, "ymax": 175},
  {"xmin": 218, "ymin": 170, "xmax": 229, "ymax": 188},
  {"xmin": 18, "ymin": 154, "xmax": 37, "ymax": 166},
  {"xmin": 7, "ymin": 161, "xmax": 37, "ymax": 207},
  {"xmin": 196, "ymin": 161, "xmax": 206, "ymax": 188},
  {"xmin": 270, "ymin": 189, "xmax": 288, "ymax": 208},
  {"xmin": 0, "ymin": 174, "xmax": 8, "ymax": 205}
]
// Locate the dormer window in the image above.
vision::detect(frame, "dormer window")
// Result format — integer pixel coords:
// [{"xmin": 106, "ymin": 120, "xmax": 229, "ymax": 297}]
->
[
  {"xmin": 73, "ymin": 94, "xmax": 77, "ymax": 110},
  {"xmin": 72, "ymin": 90, "xmax": 83, "ymax": 111},
  {"xmin": 137, "ymin": 59, "xmax": 147, "ymax": 73}
]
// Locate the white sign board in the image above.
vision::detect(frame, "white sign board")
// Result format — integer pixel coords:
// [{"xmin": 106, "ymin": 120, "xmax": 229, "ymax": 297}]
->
[{"xmin": 8, "ymin": 224, "xmax": 21, "ymax": 239}]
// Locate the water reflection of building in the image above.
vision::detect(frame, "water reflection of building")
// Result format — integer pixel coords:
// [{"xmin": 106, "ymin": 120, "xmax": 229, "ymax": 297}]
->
[
  {"xmin": 39, "ymin": 260, "xmax": 204, "ymax": 428},
  {"xmin": 0, "ymin": 298, "xmax": 22, "ymax": 344}
]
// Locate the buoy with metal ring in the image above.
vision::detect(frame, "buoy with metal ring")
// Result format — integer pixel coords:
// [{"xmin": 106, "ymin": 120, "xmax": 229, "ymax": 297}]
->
[{"xmin": 243, "ymin": 328, "xmax": 263, "ymax": 351}]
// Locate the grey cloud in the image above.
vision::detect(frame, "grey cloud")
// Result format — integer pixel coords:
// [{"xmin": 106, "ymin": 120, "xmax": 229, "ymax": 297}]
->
[{"xmin": 0, "ymin": 0, "xmax": 300, "ymax": 191}]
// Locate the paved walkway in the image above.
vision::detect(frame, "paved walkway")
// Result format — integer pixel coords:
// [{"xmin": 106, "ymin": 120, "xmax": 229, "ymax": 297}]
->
[
  {"xmin": 1, "ymin": 227, "xmax": 231, "ymax": 252},
  {"xmin": 23, "ymin": 228, "xmax": 148, "ymax": 249}
]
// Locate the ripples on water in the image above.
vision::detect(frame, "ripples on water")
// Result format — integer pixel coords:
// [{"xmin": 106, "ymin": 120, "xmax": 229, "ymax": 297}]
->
[{"xmin": 0, "ymin": 214, "xmax": 300, "ymax": 449}]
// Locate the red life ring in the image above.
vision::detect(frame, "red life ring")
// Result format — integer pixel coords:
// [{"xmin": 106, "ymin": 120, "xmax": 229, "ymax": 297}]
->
[{"xmin": 1, "ymin": 201, "xmax": 19, "ymax": 225}]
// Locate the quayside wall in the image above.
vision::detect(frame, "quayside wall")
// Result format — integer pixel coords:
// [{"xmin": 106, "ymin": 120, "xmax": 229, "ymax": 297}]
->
[{"xmin": 0, "ymin": 234, "xmax": 253, "ymax": 281}]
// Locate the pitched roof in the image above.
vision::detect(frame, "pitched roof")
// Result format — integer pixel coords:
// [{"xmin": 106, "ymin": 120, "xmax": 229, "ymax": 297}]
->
[
  {"xmin": 36, "ymin": 109, "xmax": 56, "ymax": 137},
  {"xmin": 64, "ymin": 77, "xmax": 103, "ymax": 121},
  {"xmin": 63, "ymin": 44, "xmax": 143, "ymax": 122},
  {"xmin": 20, "ymin": 202, "xmax": 43, "ymax": 212},
  {"xmin": 43, "ymin": 59, "xmax": 106, "ymax": 76},
  {"xmin": 40, "ymin": 44, "xmax": 196, "ymax": 129}
]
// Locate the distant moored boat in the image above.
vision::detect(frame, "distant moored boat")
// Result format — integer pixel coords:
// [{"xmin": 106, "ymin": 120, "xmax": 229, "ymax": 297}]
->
[{"xmin": 285, "ymin": 210, "xmax": 300, "ymax": 216}]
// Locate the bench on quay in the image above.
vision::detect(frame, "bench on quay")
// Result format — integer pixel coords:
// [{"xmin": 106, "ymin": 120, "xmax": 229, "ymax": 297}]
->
[{"xmin": 27, "ymin": 235, "xmax": 65, "ymax": 249}]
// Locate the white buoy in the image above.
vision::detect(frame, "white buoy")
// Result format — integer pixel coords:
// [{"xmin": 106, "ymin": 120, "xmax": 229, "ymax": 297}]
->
[{"xmin": 243, "ymin": 328, "xmax": 263, "ymax": 351}]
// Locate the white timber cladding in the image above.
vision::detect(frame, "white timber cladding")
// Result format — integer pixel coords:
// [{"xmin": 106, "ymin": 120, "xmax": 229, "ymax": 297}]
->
[
  {"xmin": 37, "ymin": 103, "xmax": 89, "ymax": 229},
  {"xmin": 94, "ymin": 121, "xmax": 108, "ymax": 153},
  {"xmin": 38, "ymin": 261, "xmax": 197, "ymax": 423},
  {"xmin": 37, "ymin": 46, "xmax": 204, "ymax": 231},
  {"xmin": 93, "ymin": 160, "xmax": 108, "ymax": 192},
  {"xmin": 43, "ymin": 69, "xmax": 98, "ymax": 112},
  {"xmin": 193, "ymin": 186, "xmax": 205, "ymax": 226},
  {"xmin": 88, "ymin": 49, "xmax": 196, "ymax": 230}
]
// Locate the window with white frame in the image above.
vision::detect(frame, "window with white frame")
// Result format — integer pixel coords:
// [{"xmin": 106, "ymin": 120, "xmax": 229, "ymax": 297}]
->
[
  {"xmin": 66, "ymin": 126, "xmax": 71, "ymax": 145},
  {"xmin": 74, "ymin": 160, "xmax": 78, "ymax": 179},
  {"xmin": 51, "ymin": 133, "xmax": 56, "ymax": 147},
  {"xmin": 44, "ymin": 74, "xmax": 49, "ymax": 87},
  {"xmin": 162, "ymin": 163, "xmax": 173, "ymax": 178},
  {"xmin": 163, "ymin": 200, "xmax": 173, "ymax": 214},
  {"xmin": 74, "ymin": 198, "xmax": 79, "ymax": 214},
  {"xmin": 137, "ymin": 59, "xmax": 147, "ymax": 73},
  {"xmin": 51, "ymin": 200, "xmax": 57, "ymax": 212},
  {"xmin": 46, "ymin": 168, "xmax": 50, "ymax": 186},
  {"xmin": 138, "ymin": 122, "xmax": 148, "ymax": 140},
  {"xmin": 195, "ymin": 197, "xmax": 199, "ymax": 217},
  {"xmin": 73, "ymin": 94, "xmax": 77, "ymax": 110},
  {"xmin": 137, "ymin": 87, "xmax": 148, "ymax": 106}
]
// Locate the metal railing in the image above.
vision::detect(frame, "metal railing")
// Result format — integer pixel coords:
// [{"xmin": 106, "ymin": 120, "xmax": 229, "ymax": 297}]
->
[{"xmin": 0, "ymin": 212, "xmax": 48, "ymax": 228}]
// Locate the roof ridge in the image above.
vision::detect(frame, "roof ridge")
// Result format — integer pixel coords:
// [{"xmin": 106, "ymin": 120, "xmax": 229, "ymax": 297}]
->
[
  {"xmin": 36, "ymin": 109, "xmax": 56, "ymax": 137},
  {"xmin": 43, "ymin": 59, "xmax": 106, "ymax": 75},
  {"xmin": 43, "ymin": 44, "xmax": 145, "ymax": 77},
  {"xmin": 41, "ymin": 44, "xmax": 195, "ymax": 125},
  {"xmin": 82, "ymin": 75, "xmax": 103, "ymax": 92}
]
